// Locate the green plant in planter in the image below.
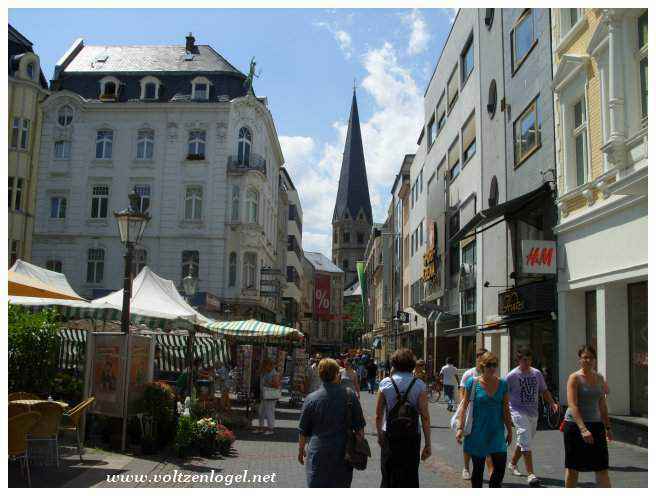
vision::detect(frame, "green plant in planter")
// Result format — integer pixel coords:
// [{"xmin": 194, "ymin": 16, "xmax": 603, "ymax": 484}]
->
[
  {"xmin": 137, "ymin": 381, "xmax": 177, "ymax": 447},
  {"xmin": 194, "ymin": 417, "xmax": 219, "ymax": 457},
  {"xmin": 215, "ymin": 424, "xmax": 236, "ymax": 455},
  {"xmin": 174, "ymin": 415, "xmax": 196, "ymax": 458},
  {"xmin": 51, "ymin": 371, "xmax": 84, "ymax": 406}
]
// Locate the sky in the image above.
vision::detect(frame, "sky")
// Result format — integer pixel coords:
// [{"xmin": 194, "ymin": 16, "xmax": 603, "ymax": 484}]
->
[{"xmin": 8, "ymin": 7, "xmax": 457, "ymax": 258}]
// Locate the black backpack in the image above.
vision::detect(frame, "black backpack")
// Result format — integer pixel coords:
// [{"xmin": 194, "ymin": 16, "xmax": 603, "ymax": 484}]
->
[{"xmin": 386, "ymin": 377, "xmax": 419, "ymax": 441}]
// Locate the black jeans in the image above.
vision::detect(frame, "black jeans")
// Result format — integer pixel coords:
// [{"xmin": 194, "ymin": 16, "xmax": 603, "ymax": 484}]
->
[
  {"xmin": 471, "ymin": 452, "xmax": 507, "ymax": 488},
  {"xmin": 380, "ymin": 433, "xmax": 421, "ymax": 487}
]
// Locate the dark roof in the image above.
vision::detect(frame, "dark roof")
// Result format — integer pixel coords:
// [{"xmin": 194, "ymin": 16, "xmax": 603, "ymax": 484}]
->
[
  {"xmin": 332, "ymin": 90, "xmax": 373, "ymax": 224},
  {"xmin": 61, "ymin": 44, "xmax": 243, "ymax": 75},
  {"xmin": 8, "ymin": 24, "xmax": 48, "ymax": 89}
]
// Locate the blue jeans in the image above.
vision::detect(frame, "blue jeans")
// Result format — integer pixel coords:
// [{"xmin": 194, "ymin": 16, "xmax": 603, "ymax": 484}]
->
[
  {"xmin": 444, "ymin": 385, "xmax": 455, "ymax": 408},
  {"xmin": 368, "ymin": 378, "xmax": 377, "ymax": 393}
]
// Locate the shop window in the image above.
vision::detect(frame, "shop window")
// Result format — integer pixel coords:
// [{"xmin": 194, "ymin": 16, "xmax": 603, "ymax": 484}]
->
[{"xmin": 628, "ymin": 281, "xmax": 648, "ymax": 416}]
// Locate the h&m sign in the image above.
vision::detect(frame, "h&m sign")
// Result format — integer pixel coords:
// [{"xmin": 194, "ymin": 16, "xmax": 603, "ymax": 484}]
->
[{"xmin": 521, "ymin": 240, "xmax": 556, "ymax": 274}]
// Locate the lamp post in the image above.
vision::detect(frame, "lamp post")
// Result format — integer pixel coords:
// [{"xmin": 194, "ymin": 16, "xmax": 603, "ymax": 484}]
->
[
  {"xmin": 113, "ymin": 189, "xmax": 150, "ymax": 452},
  {"xmin": 114, "ymin": 190, "xmax": 151, "ymax": 334}
]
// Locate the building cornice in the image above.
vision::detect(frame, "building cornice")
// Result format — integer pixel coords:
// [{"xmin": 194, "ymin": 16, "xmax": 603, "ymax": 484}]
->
[{"xmin": 554, "ymin": 192, "xmax": 645, "ymax": 235}]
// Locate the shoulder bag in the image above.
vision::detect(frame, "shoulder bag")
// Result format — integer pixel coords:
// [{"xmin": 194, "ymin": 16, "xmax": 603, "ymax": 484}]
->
[
  {"xmin": 449, "ymin": 377, "xmax": 477, "ymax": 435},
  {"xmin": 344, "ymin": 387, "xmax": 371, "ymax": 470}
]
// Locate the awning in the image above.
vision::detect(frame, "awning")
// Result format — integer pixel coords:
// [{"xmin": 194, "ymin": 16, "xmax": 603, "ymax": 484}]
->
[
  {"xmin": 442, "ymin": 325, "xmax": 477, "ymax": 337},
  {"xmin": 451, "ymin": 183, "xmax": 553, "ymax": 242},
  {"xmin": 372, "ymin": 337, "xmax": 383, "ymax": 349},
  {"xmin": 480, "ymin": 311, "xmax": 552, "ymax": 331},
  {"xmin": 411, "ymin": 301, "xmax": 440, "ymax": 318},
  {"xmin": 206, "ymin": 319, "xmax": 304, "ymax": 344}
]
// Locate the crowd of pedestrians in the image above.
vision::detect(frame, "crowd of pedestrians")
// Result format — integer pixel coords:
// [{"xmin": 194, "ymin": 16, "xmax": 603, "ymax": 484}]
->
[{"xmin": 294, "ymin": 344, "xmax": 613, "ymax": 488}]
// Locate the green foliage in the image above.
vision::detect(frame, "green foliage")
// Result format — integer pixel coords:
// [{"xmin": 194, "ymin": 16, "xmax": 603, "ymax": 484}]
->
[
  {"xmin": 51, "ymin": 371, "xmax": 84, "ymax": 405},
  {"xmin": 174, "ymin": 415, "xmax": 196, "ymax": 458},
  {"xmin": 137, "ymin": 381, "xmax": 177, "ymax": 447},
  {"xmin": 343, "ymin": 302, "xmax": 364, "ymax": 346},
  {"xmin": 8, "ymin": 305, "xmax": 61, "ymax": 395}
]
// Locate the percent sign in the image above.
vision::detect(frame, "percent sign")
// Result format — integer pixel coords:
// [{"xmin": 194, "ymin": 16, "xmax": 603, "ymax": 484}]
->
[{"xmin": 315, "ymin": 289, "xmax": 330, "ymax": 310}]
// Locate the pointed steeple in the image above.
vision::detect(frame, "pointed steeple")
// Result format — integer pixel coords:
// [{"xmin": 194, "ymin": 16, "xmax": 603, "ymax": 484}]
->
[{"xmin": 333, "ymin": 88, "xmax": 373, "ymax": 224}]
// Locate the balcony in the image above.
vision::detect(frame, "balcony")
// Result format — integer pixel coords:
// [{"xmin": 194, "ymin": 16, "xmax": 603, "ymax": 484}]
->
[{"xmin": 227, "ymin": 154, "xmax": 267, "ymax": 176}]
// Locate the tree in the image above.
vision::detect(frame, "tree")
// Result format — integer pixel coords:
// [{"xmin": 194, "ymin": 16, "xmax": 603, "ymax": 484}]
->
[
  {"xmin": 343, "ymin": 302, "xmax": 364, "ymax": 346},
  {"xmin": 8, "ymin": 305, "xmax": 61, "ymax": 395}
]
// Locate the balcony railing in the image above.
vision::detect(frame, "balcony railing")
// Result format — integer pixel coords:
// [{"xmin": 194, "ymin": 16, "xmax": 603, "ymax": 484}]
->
[{"xmin": 227, "ymin": 154, "xmax": 267, "ymax": 176}]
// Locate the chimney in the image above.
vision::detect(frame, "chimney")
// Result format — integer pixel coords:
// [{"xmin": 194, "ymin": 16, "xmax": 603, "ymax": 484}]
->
[{"xmin": 185, "ymin": 32, "xmax": 196, "ymax": 53}]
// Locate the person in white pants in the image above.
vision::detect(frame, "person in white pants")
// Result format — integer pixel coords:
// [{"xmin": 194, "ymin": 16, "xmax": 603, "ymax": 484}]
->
[{"xmin": 256, "ymin": 358, "xmax": 280, "ymax": 435}]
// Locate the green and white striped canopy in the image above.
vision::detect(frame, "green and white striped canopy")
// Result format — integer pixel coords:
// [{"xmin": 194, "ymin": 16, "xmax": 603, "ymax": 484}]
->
[{"xmin": 207, "ymin": 319, "xmax": 304, "ymax": 344}]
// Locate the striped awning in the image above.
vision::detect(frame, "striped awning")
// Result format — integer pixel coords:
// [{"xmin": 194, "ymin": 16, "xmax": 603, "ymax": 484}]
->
[
  {"xmin": 58, "ymin": 328, "xmax": 87, "ymax": 371},
  {"xmin": 155, "ymin": 333, "xmax": 231, "ymax": 372},
  {"xmin": 206, "ymin": 319, "xmax": 303, "ymax": 344}
]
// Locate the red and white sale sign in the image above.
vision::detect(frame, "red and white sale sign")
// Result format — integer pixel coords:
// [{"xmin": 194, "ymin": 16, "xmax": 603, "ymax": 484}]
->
[
  {"xmin": 521, "ymin": 240, "xmax": 556, "ymax": 274},
  {"xmin": 314, "ymin": 274, "xmax": 331, "ymax": 316}
]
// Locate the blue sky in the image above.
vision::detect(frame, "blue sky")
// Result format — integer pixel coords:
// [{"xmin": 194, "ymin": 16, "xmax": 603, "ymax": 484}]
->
[{"xmin": 9, "ymin": 8, "xmax": 456, "ymax": 257}]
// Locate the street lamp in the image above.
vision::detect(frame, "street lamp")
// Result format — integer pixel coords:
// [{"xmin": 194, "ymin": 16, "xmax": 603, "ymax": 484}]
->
[
  {"xmin": 114, "ymin": 190, "xmax": 151, "ymax": 334},
  {"xmin": 181, "ymin": 273, "xmax": 198, "ymax": 396},
  {"xmin": 182, "ymin": 273, "xmax": 198, "ymax": 303}
]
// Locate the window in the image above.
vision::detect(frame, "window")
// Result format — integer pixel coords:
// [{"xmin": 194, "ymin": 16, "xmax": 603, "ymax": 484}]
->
[
  {"xmin": 447, "ymin": 65, "xmax": 459, "ymax": 111},
  {"xmin": 512, "ymin": 10, "xmax": 536, "ymax": 73},
  {"xmin": 184, "ymin": 186, "xmax": 203, "ymax": 220},
  {"xmin": 411, "ymin": 231, "xmax": 415, "ymax": 256},
  {"xmin": 90, "ymin": 185, "xmax": 109, "ymax": 219},
  {"xmin": 333, "ymin": 229, "xmax": 338, "ymax": 244},
  {"xmin": 427, "ymin": 115, "xmax": 435, "ymax": 148},
  {"xmin": 8, "ymin": 177, "xmax": 14, "ymax": 208},
  {"xmin": 243, "ymin": 252, "xmax": 257, "ymax": 288},
  {"xmin": 193, "ymin": 82, "xmax": 208, "ymax": 100},
  {"xmin": 144, "ymin": 83, "xmax": 157, "ymax": 100},
  {"xmin": 436, "ymin": 94, "xmax": 446, "ymax": 134},
  {"xmin": 136, "ymin": 130, "xmax": 154, "ymax": 160},
  {"xmin": 14, "ymin": 178, "xmax": 23, "ymax": 210},
  {"xmin": 10, "ymin": 240, "xmax": 20, "ymax": 267},
  {"xmin": 448, "ymin": 139, "xmax": 460, "ymax": 180},
  {"xmin": 54, "ymin": 140, "xmax": 71, "ymax": 159},
  {"xmin": 514, "ymin": 96, "xmax": 542, "ymax": 166},
  {"xmin": 638, "ymin": 12, "xmax": 648, "ymax": 119},
  {"xmin": 237, "ymin": 127, "xmax": 252, "ymax": 165},
  {"xmin": 58, "ymin": 105, "xmax": 74, "ymax": 126},
  {"xmin": 95, "ymin": 130, "xmax": 113, "ymax": 159},
  {"xmin": 357, "ymin": 232, "xmax": 364, "ymax": 245},
  {"xmin": 487, "ymin": 79, "xmax": 497, "ymax": 117},
  {"xmin": 229, "ymin": 252, "xmax": 237, "ymax": 287},
  {"xmin": 420, "ymin": 169, "xmax": 424, "ymax": 193},
  {"xmin": 46, "ymin": 260, "xmax": 63, "ymax": 273},
  {"xmin": 246, "ymin": 188, "xmax": 259, "ymax": 223},
  {"xmin": 131, "ymin": 249, "xmax": 147, "ymax": 275},
  {"xmin": 86, "ymin": 248, "xmax": 105, "ymax": 283},
  {"xmin": 26, "ymin": 63, "xmax": 35, "ymax": 80},
  {"xmin": 182, "ymin": 250, "xmax": 199, "ymax": 279},
  {"xmin": 231, "ymin": 185, "xmax": 240, "ymax": 222},
  {"xmin": 20, "ymin": 119, "xmax": 30, "ymax": 150},
  {"xmin": 342, "ymin": 230, "xmax": 350, "ymax": 244},
  {"xmin": 419, "ymin": 220, "xmax": 424, "ymax": 246},
  {"xmin": 134, "ymin": 184, "xmax": 151, "ymax": 212},
  {"xmin": 187, "ymin": 130, "xmax": 206, "ymax": 159},
  {"xmin": 101, "ymin": 81, "xmax": 117, "ymax": 98},
  {"xmin": 484, "ymin": 8, "xmax": 494, "ymax": 29},
  {"xmin": 462, "ymin": 112, "xmax": 476, "ymax": 164},
  {"xmin": 461, "ymin": 34, "xmax": 474, "ymax": 85},
  {"xmin": 560, "ymin": 9, "xmax": 581, "ymax": 38},
  {"xmin": 11, "ymin": 117, "xmax": 20, "ymax": 148},
  {"xmin": 342, "ymin": 259, "xmax": 349, "ymax": 270},
  {"xmin": 572, "ymin": 98, "xmax": 588, "ymax": 186},
  {"xmin": 50, "ymin": 197, "xmax": 67, "ymax": 219}
]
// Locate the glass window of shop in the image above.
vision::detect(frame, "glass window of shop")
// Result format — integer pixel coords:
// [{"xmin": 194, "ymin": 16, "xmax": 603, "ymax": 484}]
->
[
  {"xmin": 628, "ymin": 281, "xmax": 647, "ymax": 417},
  {"xmin": 459, "ymin": 335, "xmax": 476, "ymax": 369},
  {"xmin": 510, "ymin": 319, "xmax": 556, "ymax": 391}
]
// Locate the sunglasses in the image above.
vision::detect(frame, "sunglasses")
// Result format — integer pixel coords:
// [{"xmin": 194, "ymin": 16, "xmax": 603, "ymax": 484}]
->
[{"xmin": 485, "ymin": 363, "xmax": 498, "ymax": 368}]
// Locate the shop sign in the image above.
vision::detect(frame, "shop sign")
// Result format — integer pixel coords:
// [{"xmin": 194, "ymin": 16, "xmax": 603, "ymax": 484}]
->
[
  {"xmin": 521, "ymin": 240, "xmax": 556, "ymax": 274},
  {"xmin": 422, "ymin": 221, "xmax": 440, "ymax": 283},
  {"xmin": 314, "ymin": 274, "xmax": 331, "ymax": 316},
  {"xmin": 498, "ymin": 281, "xmax": 556, "ymax": 315}
]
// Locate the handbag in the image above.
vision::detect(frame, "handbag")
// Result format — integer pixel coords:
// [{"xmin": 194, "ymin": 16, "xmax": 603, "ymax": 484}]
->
[
  {"xmin": 262, "ymin": 386, "xmax": 282, "ymax": 400},
  {"xmin": 450, "ymin": 377, "xmax": 477, "ymax": 435},
  {"xmin": 344, "ymin": 387, "xmax": 371, "ymax": 470}
]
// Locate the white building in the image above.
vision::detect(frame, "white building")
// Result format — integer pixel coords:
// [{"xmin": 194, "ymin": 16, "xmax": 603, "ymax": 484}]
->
[
  {"xmin": 280, "ymin": 167, "xmax": 304, "ymax": 327},
  {"xmin": 32, "ymin": 34, "xmax": 285, "ymax": 321}
]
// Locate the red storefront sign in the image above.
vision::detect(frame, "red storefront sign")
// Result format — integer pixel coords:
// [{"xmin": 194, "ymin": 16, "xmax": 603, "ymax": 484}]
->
[
  {"xmin": 521, "ymin": 240, "xmax": 556, "ymax": 274},
  {"xmin": 314, "ymin": 274, "xmax": 331, "ymax": 317}
]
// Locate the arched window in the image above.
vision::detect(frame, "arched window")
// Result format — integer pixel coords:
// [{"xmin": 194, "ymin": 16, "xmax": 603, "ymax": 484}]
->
[
  {"xmin": 187, "ymin": 130, "xmax": 206, "ymax": 159},
  {"xmin": 246, "ymin": 188, "xmax": 259, "ymax": 224},
  {"xmin": 243, "ymin": 252, "xmax": 257, "ymax": 289},
  {"xmin": 58, "ymin": 105, "xmax": 74, "ymax": 126},
  {"xmin": 144, "ymin": 83, "xmax": 157, "ymax": 99},
  {"xmin": 231, "ymin": 185, "xmax": 240, "ymax": 222},
  {"xmin": 95, "ymin": 130, "xmax": 113, "ymax": 159},
  {"xmin": 237, "ymin": 127, "xmax": 252, "ymax": 165},
  {"xmin": 136, "ymin": 129, "xmax": 154, "ymax": 160},
  {"xmin": 229, "ymin": 252, "xmax": 237, "ymax": 287}
]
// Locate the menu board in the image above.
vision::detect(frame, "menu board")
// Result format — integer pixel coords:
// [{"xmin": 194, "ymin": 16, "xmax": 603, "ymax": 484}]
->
[
  {"xmin": 292, "ymin": 348, "xmax": 308, "ymax": 393},
  {"xmin": 234, "ymin": 345, "xmax": 253, "ymax": 398}
]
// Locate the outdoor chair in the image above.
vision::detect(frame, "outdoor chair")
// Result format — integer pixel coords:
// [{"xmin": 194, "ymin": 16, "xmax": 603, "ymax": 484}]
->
[
  {"xmin": 8, "ymin": 392, "xmax": 41, "ymax": 401},
  {"xmin": 28, "ymin": 402, "xmax": 64, "ymax": 467},
  {"xmin": 9, "ymin": 402, "xmax": 29, "ymax": 418},
  {"xmin": 8, "ymin": 411, "xmax": 41, "ymax": 487},
  {"xmin": 59, "ymin": 397, "xmax": 95, "ymax": 462}
]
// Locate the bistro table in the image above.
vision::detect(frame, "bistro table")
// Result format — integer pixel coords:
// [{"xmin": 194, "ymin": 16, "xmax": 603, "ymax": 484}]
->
[{"xmin": 10, "ymin": 399, "xmax": 69, "ymax": 410}]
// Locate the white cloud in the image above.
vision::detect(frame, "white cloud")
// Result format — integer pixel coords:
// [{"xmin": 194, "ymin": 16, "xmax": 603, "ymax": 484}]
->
[
  {"xmin": 280, "ymin": 40, "xmax": 423, "ymax": 260},
  {"xmin": 314, "ymin": 22, "xmax": 353, "ymax": 60},
  {"xmin": 402, "ymin": 9, "xmax": 430, "ymax": 56},
  {"xmin": 446, "ymin": 8, "xmax": 458, "ymax": 24}
]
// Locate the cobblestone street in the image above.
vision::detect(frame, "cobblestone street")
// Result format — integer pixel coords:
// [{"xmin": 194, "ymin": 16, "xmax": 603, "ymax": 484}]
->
[{"xmin": 14, "ymin": 390, "xmax": 647, "ymax": 488}]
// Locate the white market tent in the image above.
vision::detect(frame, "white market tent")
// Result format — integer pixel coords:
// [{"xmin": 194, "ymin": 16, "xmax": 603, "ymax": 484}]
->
[{"xmin": 9, "ymin": 259, "xmax": 86, "ymax": 302}]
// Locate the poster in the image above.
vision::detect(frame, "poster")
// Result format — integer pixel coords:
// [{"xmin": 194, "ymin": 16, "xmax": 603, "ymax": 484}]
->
[
  {"xmin": 292, "ymin": 348, "xmax": 307, "ymax": 392},
  {"xmin": 314, "ymin": 274, "xmax": 331, "ymax": 317},
  {"xmin": 128, "ymin": 335, "xmax": 153, "ymax": 413},
  {"xmin": 91, "ymin": 333, "xmax": 125, "ymax": 418},
  {"xmin": 235, "ymin": 345, "xmax": 253, "ymax": 398}
]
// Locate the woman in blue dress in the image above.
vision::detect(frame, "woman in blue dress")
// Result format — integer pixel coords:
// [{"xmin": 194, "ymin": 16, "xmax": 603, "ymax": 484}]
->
[
  {"xmin": 298, "ymin": 358, "xmax": 366, "ymax": 487},
  {"xmin": 456, "ymin": 352, "xmax": 513, "ymax": 488}
]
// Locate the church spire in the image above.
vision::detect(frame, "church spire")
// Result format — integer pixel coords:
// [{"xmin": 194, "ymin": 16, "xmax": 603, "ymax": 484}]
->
[{"xmin": 332, "ymin": 88, "xmax": 373, "ymax": 224}]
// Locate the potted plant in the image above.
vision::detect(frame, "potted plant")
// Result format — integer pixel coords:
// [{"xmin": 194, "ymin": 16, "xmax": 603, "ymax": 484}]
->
[
  {"xmin": 215, "ymin": 424, "xmax": 236, "ymax": 456},
  {"xmin": 195, "ymin": 417, "xmax": 219, "ymax": 457},
  {"xmin": 174, "ymin": 415, "xmax": 196, "ymax": 458}
]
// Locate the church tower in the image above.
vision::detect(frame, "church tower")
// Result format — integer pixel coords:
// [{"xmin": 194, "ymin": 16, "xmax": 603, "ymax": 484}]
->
[{"xmin": 332, "ymin": 88, "xmax": 373, "ymax": 288}]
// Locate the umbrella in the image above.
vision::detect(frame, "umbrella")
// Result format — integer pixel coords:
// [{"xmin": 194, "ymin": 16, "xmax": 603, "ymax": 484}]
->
[{"xmin": 206, "ymin": 319, "xmax": 304, "ymax": 344}]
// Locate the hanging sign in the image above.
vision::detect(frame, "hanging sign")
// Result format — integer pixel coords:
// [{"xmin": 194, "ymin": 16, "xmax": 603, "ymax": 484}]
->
[
  {"xmin": 314, "ymin": 274, "xmax": 331, "ymax": 317},
  {"xmin": 522, "ymin": 240, "xmax": 556, "ymax": 274}
]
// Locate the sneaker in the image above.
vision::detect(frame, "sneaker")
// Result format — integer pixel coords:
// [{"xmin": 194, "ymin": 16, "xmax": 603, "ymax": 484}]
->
[
  {"xmin": 508, "ymin": 463, "xmax": 522, "ymax": 476},
  {"xmin": 527, "ymin": 474, "xmax": 540, "ymax": 486},
  {"xmin": 462, "ymin": 469, "xmax": 471, "ymax": 480},
  {"xmin": 263, "ymin": 430, "xmax": 275, "ymax": 436}
]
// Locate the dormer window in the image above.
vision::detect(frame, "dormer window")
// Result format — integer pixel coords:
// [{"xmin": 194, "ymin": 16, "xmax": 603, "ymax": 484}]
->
[
  {"xmin": 99, "ymin": 77, "xmax": 120, "ymax": 101},
  {"xmin": 58, "ymin": 105, "xmax": 74, "ymax": 127},
  {"xmin": 191, "ymin": 77, "xmax": 211, "ymax": 101},
  {"xmin": 140, "ymin": 76, "xmax": 161, "ymax": 100},
  {"xmin": 26, "ymin": 63, "xmax": 35, "ymax": 80}
]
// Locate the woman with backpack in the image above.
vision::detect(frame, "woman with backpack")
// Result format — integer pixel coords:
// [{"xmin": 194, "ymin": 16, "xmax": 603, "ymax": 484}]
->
[
  {"xmin": 376, "ymin": 348, "xmax": 432, "ymax": 487},
  {"xmin": 455, "ymin": 351, "xmax": 513, "ymax": 488}
]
